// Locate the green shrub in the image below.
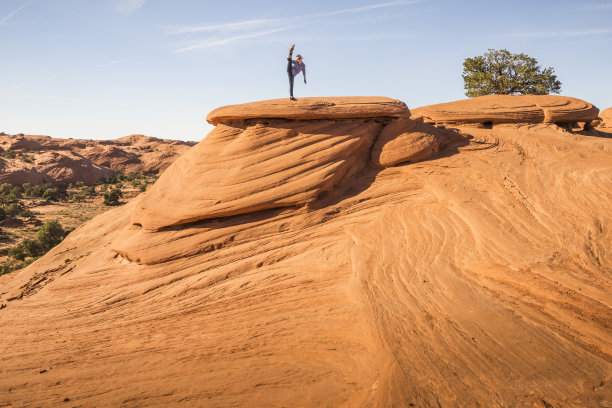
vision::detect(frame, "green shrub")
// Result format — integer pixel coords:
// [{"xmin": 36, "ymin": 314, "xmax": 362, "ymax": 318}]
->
[
  {"xmin": 36, "ymin": 220, "xmax": 67, "ymax": 252},
  {"xmin": 0, "ymin": 150, "xmax": 16, "ymax": 159},
  {"xmin": 20, "ymin": 154, "xmax": 35, "ymax": 163},
  {"xmin": 4, "ymin": 202, "xmax": 23, "ymax": 217},
  {"xmin": 0, "ymin": 207, "xmax": 5, "ymax": 220},
  {"xmin": 42, "ymin": 187, "xmax": 61, "ymax": 201},
  {"xmin": 23, "ymin": 183, "xmax": 45, "ymax": 197},
  {"xmin": 19, "ymin": 209, "xmax": 36, "ymax": 218},
  {"xmin": 6, "ymin": 220, "xmax": 67, "ymax": 262},
  {"xmin": 103, "ymin": 188, "xmax": 123, "ymax": 206},
  {"xmin": 81, "ymin": 185, "xmax": 96, "ymax": 196}
]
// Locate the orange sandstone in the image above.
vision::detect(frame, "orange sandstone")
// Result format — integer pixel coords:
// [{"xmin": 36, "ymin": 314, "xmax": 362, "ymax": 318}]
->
[
  {"xmin": 412, "ymin": 94, "xmax": 599, "ymax": 125},
  {"xmin": 1, "ymin": 96, "xmax": 611, "ymax": 407}
]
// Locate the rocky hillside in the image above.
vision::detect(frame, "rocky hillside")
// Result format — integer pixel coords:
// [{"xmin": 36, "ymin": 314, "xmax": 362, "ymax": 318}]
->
[
  {"xmin": 0, "ymin": 97, "xmax": 610, "ymax": 407},
  {"xmin": 0, "ymin": 133, "xmax": 195, "ymax": 185}
]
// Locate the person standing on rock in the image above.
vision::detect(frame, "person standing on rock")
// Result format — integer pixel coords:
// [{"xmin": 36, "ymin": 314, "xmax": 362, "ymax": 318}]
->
[{"xmin": 287, "ymin": 44, "xmax": 306, "ymax": 101}]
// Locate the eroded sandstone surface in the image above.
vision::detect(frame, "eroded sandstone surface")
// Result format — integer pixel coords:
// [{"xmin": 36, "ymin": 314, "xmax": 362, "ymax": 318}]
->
[
  {"xmin": 0, "ymin": 96, "xmax": 611, "ymax": 407},
  {"xmin": 412, "ymin": 94, "xmax": 599, "ymax": 126},
  {"xmin": 600, "ymin": 107, "xmax": 612, "ymax": 127},
  {"xmin": 0, "ymin": 133, "xmax": 195, "ymax": 185}
]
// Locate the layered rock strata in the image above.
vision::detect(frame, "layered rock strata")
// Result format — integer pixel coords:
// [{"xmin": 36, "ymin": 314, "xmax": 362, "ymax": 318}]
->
[
  {"xmin": 131, "ymin": 97, "xmax": 450, "ymax": 231},
  {"xmin": 412, "ymin": 95, "xmax": 599, "ymax": 126}
]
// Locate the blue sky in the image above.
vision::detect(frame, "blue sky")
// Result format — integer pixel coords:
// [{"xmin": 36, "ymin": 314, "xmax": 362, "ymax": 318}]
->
[{"xmin": 1, "ymin": 0, "xmax": 611, "ymax": 141}]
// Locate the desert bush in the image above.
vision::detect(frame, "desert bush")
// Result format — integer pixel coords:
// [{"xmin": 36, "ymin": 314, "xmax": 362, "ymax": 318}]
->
[
  {"xmin": 4, "ymin": 202, "xmax": 23, "ymax": 217},
  {"xmin": 0, "ymin": 207, "xmax": 6, "ymax": 221},
  {"xmin": 21, "ymin": 154, "xmax": 35, "ymax": 163},
  {"xmin": 18, "ymin": 208, "xmax": 36, "ymax": 218},
  {"xmin": 68, "ymin": 192, "xmax": 85, "ymax": 202},
  {"xmin": 103, "ymin": 188, "xmax": 123, "ymax": 206},
  {"xmin": 81, "ymin": 185, "xmax": 96, "ymax": 196},
  {"xmin": 7, "ymin": 220, "xmax": 68, "ymax": 262},
  {"xmin": 23, "ymin": 183, "xmax": 46, "ymax": 197},
  {"xmin": 0, "ymin": 150, "xmax": 17, "ymax": 159},
  {"xmin": 139, "ymin": 183, "xmax": 147, "ymax": 192},
  {"xmin": 0, "ymin": 184, "xmax": 23, "ymax": 203},
  {"xmin": 36, "ymin": 220, "xmax": 67, "ymax": 252},
  {"xmin": 42, "ymin": 187, "xmax": 61, "ymax": 201}
]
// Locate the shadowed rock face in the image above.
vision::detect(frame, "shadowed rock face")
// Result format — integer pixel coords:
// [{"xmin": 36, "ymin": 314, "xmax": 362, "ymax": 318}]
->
[
  {"xmin": 132, "ymin": 97, "xmax": 446, "ymax": 231},
  {"xmin": 412, "ymin": 94, "xmax": 599, "ymax": 126},
  {"xmin": 1, "ymin": 96, "xmax": 611, "ymax": 407}
]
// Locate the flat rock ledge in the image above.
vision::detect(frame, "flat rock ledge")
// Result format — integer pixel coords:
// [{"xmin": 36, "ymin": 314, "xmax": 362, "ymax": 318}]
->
[
  {"xmin": 206, "ymin": 97, "xmax": 410, "ymax": 125},
  {"xmin": 411, "ymin": 95, "xmax": 599, "ymax": 126}
]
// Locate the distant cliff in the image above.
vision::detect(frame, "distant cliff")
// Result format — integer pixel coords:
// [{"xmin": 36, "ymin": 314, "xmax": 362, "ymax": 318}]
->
[{"xmin": 0, "ymin": 133, "xmax": 195, "ymax": 185}]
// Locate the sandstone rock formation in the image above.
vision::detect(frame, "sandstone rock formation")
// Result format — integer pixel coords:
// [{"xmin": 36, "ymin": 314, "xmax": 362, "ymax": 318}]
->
[
  {"xmin": 206, "ymin": 96, "xmax": 410, "ymax": 125},
  {"xmin": 0, "ymin": 151, "xmax": 114, "ymax": 185},
  {"xmin": 132, "ymin": 97, "xmax": 445, "ymax": 231},
  {"xmin": 412, "ymin": 95, "xmax": 599, "ymax": 126},
  {"xmin": 1, "ymin": 96, "xmax": 611, "ymax": 407},
  {"xmin": 600, "ymin": 107, "xmax": 612, "ymax": 127},
  {"xmin": 0, "ymin": 133, "xmax": 195, "ymax": 185}
]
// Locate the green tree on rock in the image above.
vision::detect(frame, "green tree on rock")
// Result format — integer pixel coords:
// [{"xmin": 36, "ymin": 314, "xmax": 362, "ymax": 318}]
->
[{"xmin": 462, "ymin": 49, "xmax": 561, "ymax": 97}]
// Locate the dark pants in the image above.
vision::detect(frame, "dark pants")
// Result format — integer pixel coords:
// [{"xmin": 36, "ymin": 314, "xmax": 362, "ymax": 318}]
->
[{"xmin": 287, "ymin": 57, "xmax": 294, "ymax": 97}]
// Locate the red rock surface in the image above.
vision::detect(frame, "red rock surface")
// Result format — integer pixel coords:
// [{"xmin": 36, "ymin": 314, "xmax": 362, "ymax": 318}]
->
[
  {"xmin": 206, "ymin": 96, "xmax": 410, "ymax": 125},
  {"xmin": 1, "ymin": 97, "xmax": 611, "ymax": 407},
  {"xmin": 412, "ymin": 95, "xmax": 599, "ymax": 125},
  {"xmin": 0, "ymin": 134, "xmax": 195, "ymax": 185},
  {"xmin": 600, "ymin": 107, "xmax": 612, "ymax": 127}
]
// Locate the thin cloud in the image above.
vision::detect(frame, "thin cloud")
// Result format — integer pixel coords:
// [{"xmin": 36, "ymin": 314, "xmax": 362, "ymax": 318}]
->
[
  {"xmin": 102, "ymin": 58, "xmax": 128, "ymax": 67},
  {"xmin": 169, "ymin": 0, "xmax": 421, "ymax": 53},
  {"xmin": 175, "ymin": 27, "xmax": 292, "ymax": 53},
  {"xmin": 508, "ymin": 28, "xmax": 612, "ymax": 38},
  {"xmin": 166, "ymin": 0, "xmax": 420, "ymax": 36},
  {"xmin": 9, "ymin": 83, "xmax": 27, "ymax": 90},
  {"xmin": 165, "ymin": 19, "xmax": 282, "ymax": 35},
  {"xmin": 579, "ymin": 2, "xmax": 612, "ymax": 10},
  {"xmin": 117, "ymin": 0, "xmax": 146, "ymax": 15},
  {"xmin": 306, "ymin": 0, "xmax": 421, "ymax": 18},
  {"xmin": 0, "ymin": 2, "xmax": 28, "ymax": 25}
]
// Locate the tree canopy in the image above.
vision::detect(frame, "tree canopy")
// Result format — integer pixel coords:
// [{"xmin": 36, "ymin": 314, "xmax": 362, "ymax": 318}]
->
[{"xmin": 462, "ymin": 49, "xmax": 561, "ymax": 97}]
